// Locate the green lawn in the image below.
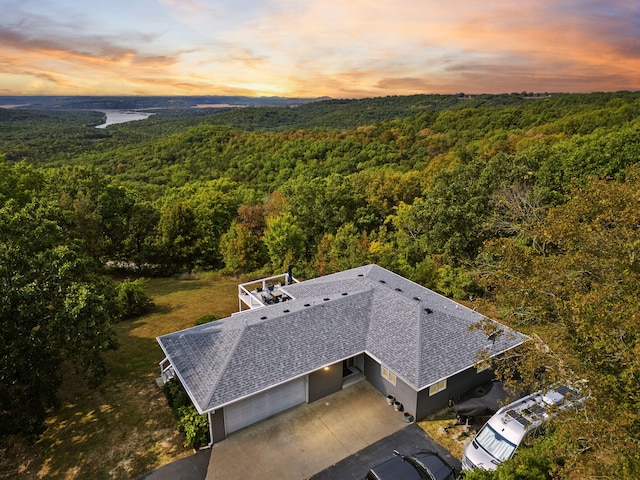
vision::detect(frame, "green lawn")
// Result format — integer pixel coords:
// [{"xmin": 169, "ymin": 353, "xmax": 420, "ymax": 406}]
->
[{"xmin": 1, "ymin": 274, "xmax": 243, "ymax": 480}]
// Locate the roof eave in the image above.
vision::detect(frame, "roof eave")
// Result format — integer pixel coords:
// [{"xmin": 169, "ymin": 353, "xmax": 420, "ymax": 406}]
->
[
  {"xmin": 416, "ymin": 338, "xmax": 529, "ymax": 391},
  {"xmin": 201, "ymin": 352, "xmax": 367, "ymax": 413},
  {"xmin": 156, "ymin": 337, "xmax": 209, "ymax": 415}
]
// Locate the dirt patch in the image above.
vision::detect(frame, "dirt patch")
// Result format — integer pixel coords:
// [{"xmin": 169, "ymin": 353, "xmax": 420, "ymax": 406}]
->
[{"xmin": 417, "ymin": 409, "xmax": 486, "ymax": 459}]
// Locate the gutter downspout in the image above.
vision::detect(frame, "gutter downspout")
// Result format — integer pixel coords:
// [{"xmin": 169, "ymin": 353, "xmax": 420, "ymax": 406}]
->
[{"xmin": 204, "ymin": 411, "xmax": 214, "ymax": 449}]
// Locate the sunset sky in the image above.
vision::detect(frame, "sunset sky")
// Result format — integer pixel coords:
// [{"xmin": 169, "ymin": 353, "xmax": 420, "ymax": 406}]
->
[{"xmin": 1, "ymin": 0, "xmax": 639, "ymax": 98}]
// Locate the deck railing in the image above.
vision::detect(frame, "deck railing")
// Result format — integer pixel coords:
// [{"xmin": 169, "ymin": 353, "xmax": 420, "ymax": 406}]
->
[
  {"xmin": 159, "ymin": 357, "xmax": 176, "ymax": 384},
  {"xmin": 237, "ymin": 272, "xmax": 299, "ymax": 311}
]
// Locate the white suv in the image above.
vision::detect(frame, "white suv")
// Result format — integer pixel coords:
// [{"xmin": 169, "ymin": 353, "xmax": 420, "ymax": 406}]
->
[{"xmin": 462, "ymin": 385, "xmax": 583, "ymax": 471}]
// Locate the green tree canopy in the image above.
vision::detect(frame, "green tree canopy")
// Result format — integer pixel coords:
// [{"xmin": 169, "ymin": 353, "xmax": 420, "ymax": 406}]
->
[
  {"xmin": 263, "ymin": 213, "xmax": 306, "ymax": 270},
  {"xmin": 220, "ymin": 221, "xmax": 266, "ymax": 273},
  {"xmin": 477, "ymin": 172, "xmax": 640, "ymax": 478},
  {"xmin": 0, "ymin": 201, "xmax": 119, "ymax": 436}
]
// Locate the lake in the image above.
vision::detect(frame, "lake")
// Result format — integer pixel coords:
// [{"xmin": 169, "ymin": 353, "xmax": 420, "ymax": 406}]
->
[{"xmin": 95, "ymin": 110, "xmax": 154, "ymax": 128}]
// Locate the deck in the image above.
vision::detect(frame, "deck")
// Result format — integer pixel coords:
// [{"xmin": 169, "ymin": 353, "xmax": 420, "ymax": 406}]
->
[{"xmin": 237, "ymin": 272, "xmax": 299, "ymax": 311}]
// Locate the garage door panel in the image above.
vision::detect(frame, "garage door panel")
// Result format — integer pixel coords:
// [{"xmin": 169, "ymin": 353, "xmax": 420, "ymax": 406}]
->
[{"xmin": 224, "ymin": 376, "xmax": 306, "ymax": 434}]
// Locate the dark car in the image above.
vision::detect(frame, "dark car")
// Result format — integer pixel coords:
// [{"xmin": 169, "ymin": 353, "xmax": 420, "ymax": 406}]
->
[{"xmin": 365, "ymin": 449, "xmax": 457, "ymax": 480}]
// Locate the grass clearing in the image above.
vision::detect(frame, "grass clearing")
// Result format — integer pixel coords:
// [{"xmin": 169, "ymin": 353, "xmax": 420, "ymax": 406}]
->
[
  {"xmin": 0, "ymin": 275, "xmax": 242, "ymax": 480},
  {"xmin": 418, "ymin": 410, "xmax": 479, "ymax": 460}
]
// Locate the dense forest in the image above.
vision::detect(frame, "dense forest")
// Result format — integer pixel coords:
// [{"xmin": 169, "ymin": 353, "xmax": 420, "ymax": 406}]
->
[{"xmin": 1, "ymin": 91, "xmax": 639, "ymax": 479}]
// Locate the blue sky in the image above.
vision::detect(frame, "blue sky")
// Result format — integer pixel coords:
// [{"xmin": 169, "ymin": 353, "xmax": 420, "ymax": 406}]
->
[{"xmin": 1, "ymin": 0, "xmax": 638, "ymax": 97}]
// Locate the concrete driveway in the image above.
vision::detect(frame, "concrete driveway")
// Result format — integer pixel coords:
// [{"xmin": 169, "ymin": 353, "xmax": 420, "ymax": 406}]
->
[{"xmin": 206, "ymin": 381, "xmax": 410, "ymax": 480}]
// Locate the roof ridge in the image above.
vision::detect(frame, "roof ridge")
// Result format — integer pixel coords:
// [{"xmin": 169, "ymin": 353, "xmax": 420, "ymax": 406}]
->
[
  {"xmin": 204, "ymin": 289, "xmax": 375, "ymax": 411},
  {"xmin": 359, "ymin": 288, "xmax": 375, "ymax": 339},
  {"xmin": 414, "ymin": 301, "xmax": 424, "ymax": 387},
  {"xmin": 201, "ymin": 322, "xmax": 248, "ymax": 413}
]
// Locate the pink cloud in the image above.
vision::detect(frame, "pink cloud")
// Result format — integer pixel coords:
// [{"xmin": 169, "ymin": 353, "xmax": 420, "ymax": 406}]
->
[{"xmin": 0, "ymin": 0, "xmax": 638, "ymax": 96}]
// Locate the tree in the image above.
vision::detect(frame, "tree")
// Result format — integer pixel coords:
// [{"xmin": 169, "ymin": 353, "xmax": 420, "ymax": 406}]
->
[
  {"xmin": 349, "ymin": 168, "xmax": 424, "ymax": 229},
  {"xmin": 59, "ymin": 188, "xmax": 104, "ymax": 260},
  {"xmin": 155, "ymin": 180, "xmax": 241, "ymax": 272},
  {"xmin": 477, "ymin": 173, "xmax": 640, "ymax": 478},
  {"xmin": 186, "ymin": 179, "xmax": 241, "ymax": 270},
  {"xmin": 220, "ymin": 221, "xmax": 266, "ymax": 273},
  {"xmin": 121, "ymin": 198, "xmax": 160, "ymax": 270},
  {"xmin": 280, "ymin": 174, "xmax": 360, "ymax": 251},
  {"xmin": 484, "ymin": 183, "xmax": 545, "ymax": 243},
  {"xmin": 312, "ymin": 223, "xmax": 370, "ymax": 274},
  {"xmin": 0, "ymin": 201, "xmax": 119, "ymax": 436},
  {"xmin": 0, "ymin": 160, "xmax": 45, "ymax": 206},
  {"xmin": 45, "ymin": 166, "xmax": 110, "ymax": 261},
  {"xmin": 236, "ymin": 203, "xmax": 267, "ymax": 235},
  {"xmin": 262, "ymin": 213, "xmax": 306, "ymax": 270},
  {"xmin": 156, "ymin": 201, "xmax": 198, "ymax": 272}
]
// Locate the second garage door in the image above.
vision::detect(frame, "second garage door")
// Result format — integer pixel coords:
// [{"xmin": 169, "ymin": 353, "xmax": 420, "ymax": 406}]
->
[{"xmin": 224, "ymin": 376, "xmax": 307, "ymax": 434}]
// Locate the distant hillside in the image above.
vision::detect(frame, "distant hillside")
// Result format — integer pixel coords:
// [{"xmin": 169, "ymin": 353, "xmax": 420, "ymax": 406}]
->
[{"xmin": 0, "ymin": 95, "xmax": 330, "ymax": 110}]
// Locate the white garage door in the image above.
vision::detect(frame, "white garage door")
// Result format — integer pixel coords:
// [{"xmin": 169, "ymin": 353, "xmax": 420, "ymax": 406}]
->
[{"xmin": 224, "ymin": 376, "xmax": 307, "ymax": 434}]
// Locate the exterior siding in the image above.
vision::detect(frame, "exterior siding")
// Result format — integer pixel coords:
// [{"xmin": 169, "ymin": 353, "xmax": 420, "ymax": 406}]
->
[
  {"xmin": 354, "ymin": 353, "xmax": 365, "ymax": 372},
  {"xmin": 211, "ymin": 363, "xmax": 496, "ymax": 443},
  {"xmin": 211, "ymin": 408, "xmax": 226, "ymax": 444},
  {"xmin": 364, "ymin": 354, "xmax": 418, "ymax": 418},
  {"xmin": 416, "ymin": 367, "xmax": 495, "ymax": 419},
  {"xmin": 308, "ymin": 361, "xmax": 343, "ymax": 403}
]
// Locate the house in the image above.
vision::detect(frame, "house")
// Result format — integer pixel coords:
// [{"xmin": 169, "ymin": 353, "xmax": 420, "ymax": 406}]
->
[{"xmin": 157, "ymin": 264, "xmax": 526, "ymax": 444}]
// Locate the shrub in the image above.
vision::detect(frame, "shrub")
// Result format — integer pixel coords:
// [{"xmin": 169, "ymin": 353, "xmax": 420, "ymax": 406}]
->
[
  {"xmin": 194, "ymin": 314, "xmax": 221, "ymax": 326},
  {"xmin": 162, "ymin": 379, "xmax": 190, "ymax": 412},
  {"xmin": 176, "ymin": 405, "xmax": 210, "ymax": 450},
  {"xmin": 116, "ymin": 278, "xmax": 155, "ymax": 319},
  {"xmin": 162, "ymin": 379, "xmax": 209, "ymax": 449}
]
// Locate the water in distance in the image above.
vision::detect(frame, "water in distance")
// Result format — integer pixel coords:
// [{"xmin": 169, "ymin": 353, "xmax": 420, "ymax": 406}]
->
[{"xmin": 95, "ymin": 110, "xmax": 154, "ymax": 128}]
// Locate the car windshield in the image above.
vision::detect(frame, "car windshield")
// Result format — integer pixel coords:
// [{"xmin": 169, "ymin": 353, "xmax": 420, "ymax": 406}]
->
[
  {"xmin": 405, "ymin": 456, "xmax": 439, "ymax": 480},
  {"xmin": 475, "ymin": 424, "xmax": 517, "ymax": 462}
]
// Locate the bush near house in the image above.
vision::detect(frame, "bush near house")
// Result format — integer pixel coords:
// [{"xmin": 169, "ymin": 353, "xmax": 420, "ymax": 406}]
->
[
  {"xmin": 162, "ymin": 379, "xmax": 210, "ymax": 449},
  {"xmin": 176, "ymin": 406, "xmax": 209, "ymax": 450}
]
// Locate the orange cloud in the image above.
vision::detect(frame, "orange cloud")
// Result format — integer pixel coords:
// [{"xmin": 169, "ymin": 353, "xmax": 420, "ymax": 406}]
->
[{"xmin": 1, "ymin": 0, "xmax": 638, "ymax": 97}]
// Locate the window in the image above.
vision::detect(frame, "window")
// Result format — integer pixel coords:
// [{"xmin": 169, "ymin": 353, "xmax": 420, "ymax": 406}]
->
[
  {"xmin": 381, "ymin": 365, "xmax": 397, "ymax": 386},
  {"xmin": 429, "ymin": 379, "xmax": 447, "ymax": 396}
]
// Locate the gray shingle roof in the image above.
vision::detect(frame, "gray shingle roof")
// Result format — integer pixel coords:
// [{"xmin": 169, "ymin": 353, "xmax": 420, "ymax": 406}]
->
[{"xmin": 157, "ymin": 264, "xmax": 526, "ymax": 414}]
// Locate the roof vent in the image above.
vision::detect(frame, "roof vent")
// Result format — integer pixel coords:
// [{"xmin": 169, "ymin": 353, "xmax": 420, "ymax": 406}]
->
[
  {"xmin": 260, "ymin": 316, "xmax": 268, "ymax": 320},
  {"xmin": 323, "ymin": 298, "xmax": 330, "ymax": 301},
  {"xmin": 395, "ymin": 287, "xmax": 402, "ymax": 292},
  {"xmin": 424, "ymin": 308, "xmax": 433, "ymax": 314},
  {"xmin": 304, "ymin": 303, "xmax": 311, "ymax": 307},
  {"xmin": 341, "ymin": 292, "xmax": 348, "ymax": 296},
  {"xmin": 378, "ymin": 280, "xmax": 386, "ymax": 284},
  {"xmin": 283, "ymin": 309, "xmax": 290, "ymax": 313},
  {"xmin": 358, "ymin": 274, "xmax": 364, "ymax": 277},
  {"xmin": 413, "ymin": 296, "xmax": 421, "ymax": 301}
]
